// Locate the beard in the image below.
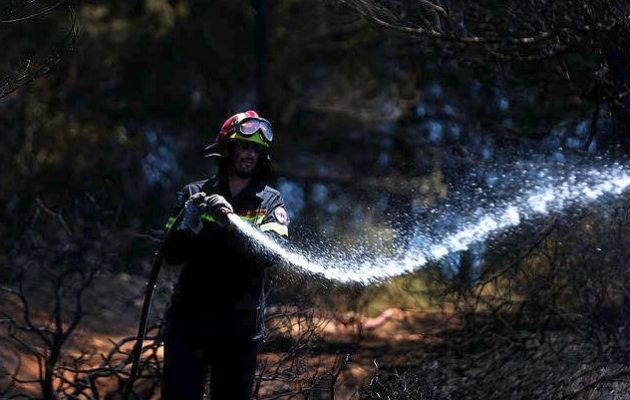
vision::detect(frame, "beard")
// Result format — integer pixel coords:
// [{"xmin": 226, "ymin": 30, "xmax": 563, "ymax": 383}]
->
[
  {"xmin": 233, "ymin": 158, "xmax": 258, "ymax": 177},
  {"xmin": 233, "ymin": 168, "xmax": 255, "ymax": 178}
]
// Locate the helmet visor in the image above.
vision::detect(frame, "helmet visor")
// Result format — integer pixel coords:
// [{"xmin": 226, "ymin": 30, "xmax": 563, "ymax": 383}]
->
[{"xmin": 237, "ymin": 117, "xmax": 273, "ymax": 143}]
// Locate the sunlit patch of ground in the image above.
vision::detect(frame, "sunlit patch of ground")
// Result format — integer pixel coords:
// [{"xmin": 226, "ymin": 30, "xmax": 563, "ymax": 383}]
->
[
  {"xmin": 1, "ymin": 270, "xmax": 462, "ymax": 398},
  {"xmin": 257, "ymin": 307, "xmax": 457, "ymax": 397},
  {"xmin": 2, "ymin": 284, "xmax": 451, "ymax": 398}
]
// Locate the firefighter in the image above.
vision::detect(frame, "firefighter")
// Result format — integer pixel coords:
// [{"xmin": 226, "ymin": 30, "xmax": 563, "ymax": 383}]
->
[{"xmin": 160, "ymin": 110, "xmax": 290, "ymax": 400}]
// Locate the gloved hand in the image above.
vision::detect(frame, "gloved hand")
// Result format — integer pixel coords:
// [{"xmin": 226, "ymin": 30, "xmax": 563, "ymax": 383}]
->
[
  {"xmin": 179, "ymin": 192, "xmax": 209, "ymax": 234},
  {"xmin": 206, "ymin": 194, "xmax": 234, "ymax": 221}
]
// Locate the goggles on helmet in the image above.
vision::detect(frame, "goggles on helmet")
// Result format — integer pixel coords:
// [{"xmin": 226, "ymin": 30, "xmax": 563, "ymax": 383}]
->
[{"xmin": 233, "ymin": 117, "xmax": 273, "ymax": 143}]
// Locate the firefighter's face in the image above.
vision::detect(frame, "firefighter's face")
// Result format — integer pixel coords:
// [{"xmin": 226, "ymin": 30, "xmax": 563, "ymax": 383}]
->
[{"xmin": 232, "ymin": 140, "xmax": 262, "ymax": 177}]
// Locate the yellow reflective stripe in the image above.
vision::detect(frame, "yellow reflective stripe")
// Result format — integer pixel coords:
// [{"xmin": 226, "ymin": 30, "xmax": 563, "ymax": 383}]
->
[
  {"xmin": 255, "ymin": 213, "xmax": 265, "ymax": 225},
  {"xmin": 201, "ymin": 213, "xmax": 263, "ymax": 224},
  {"xmin": 260, "ymin": 222, "xmax": 288, "ymax": 237},
  {"xmin": 165, "ymin": 216, "xmax": 177, "ymax": 229},
  {"xmin": 201, "ymin": 214, "xmax": 217, "ymax": 223}
]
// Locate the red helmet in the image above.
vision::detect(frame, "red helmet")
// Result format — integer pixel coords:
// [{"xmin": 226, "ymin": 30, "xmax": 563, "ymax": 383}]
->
[
  {"xmin": 205, "ymin": 110, "xmax": 273, "ymax": 157},
  {"xmin": 219, "ymin": 110, "xmax": 272, "ymax": 145}
]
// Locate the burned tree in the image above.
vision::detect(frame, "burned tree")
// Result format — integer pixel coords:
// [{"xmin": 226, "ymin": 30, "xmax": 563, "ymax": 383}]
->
[{"xmin": 0, "ymin": 1, "xmax": 77, "ymax": 99}]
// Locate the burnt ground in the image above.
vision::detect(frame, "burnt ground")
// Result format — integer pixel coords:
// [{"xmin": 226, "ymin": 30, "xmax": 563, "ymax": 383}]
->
[
  {"xmin": 3, "ymin": 271, "xmax": 630, "ymax": 399},
  {"xmin": 0, "ymin": 267, "xmax": 457, "ymax": 399}
]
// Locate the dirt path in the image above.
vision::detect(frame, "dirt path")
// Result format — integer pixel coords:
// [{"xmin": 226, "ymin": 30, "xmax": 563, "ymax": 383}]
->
[{"xmin": 1, "ymin": 271, "xmax": 455, "ymax": 398}]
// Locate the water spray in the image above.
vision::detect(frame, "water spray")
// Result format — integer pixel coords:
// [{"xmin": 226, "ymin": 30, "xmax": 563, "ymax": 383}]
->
[{"xmin": 229, "ymin": 162, "xmax": 630, "ymax": 284}]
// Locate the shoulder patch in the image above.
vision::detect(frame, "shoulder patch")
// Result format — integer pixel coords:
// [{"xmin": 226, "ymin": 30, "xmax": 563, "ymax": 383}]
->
[{"xmin": 274, "ymin": 206, "xmax": 289, "ymax": 225}]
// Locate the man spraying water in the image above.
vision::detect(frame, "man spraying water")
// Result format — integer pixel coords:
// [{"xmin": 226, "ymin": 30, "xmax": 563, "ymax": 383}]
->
[
  {"xmin": 124, "ymin": 110, "xmax": 630, "ymax": 399},
  {"xmin": 160, "ymin": 110, "xmax": 290, "ymax": 400}
]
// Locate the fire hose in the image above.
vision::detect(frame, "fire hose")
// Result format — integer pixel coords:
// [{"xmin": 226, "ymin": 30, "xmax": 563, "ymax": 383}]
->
[{"xmin": 122, "ymin": 209, "xmax": 183, "ymax": 400}]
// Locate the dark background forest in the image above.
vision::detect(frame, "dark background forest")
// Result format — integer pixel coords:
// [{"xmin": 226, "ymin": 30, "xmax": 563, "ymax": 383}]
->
[{"xmin": 3, "ymin": 0, "xmax": 630, "ymax": 398}]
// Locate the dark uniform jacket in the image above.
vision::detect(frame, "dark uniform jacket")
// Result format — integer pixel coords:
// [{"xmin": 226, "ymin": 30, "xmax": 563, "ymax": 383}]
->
[{"xmin": 162, "ymin": 174, "xmax": 289, "ymax": 341}]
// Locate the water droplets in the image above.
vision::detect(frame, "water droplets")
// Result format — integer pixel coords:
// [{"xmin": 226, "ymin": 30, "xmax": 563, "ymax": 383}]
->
[{"xmin": 231, "ymin": 162, "xmax": 630, "ymax": 284}]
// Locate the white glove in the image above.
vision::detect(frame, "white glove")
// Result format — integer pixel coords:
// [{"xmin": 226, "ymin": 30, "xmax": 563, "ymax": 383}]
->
[
  {"xmin": 206, "ymin": 194, "xmax": 234, "ymax": 221},
  {"xmin": 179, "ymin": 192, "xmax": 210, "ymax": 234}
]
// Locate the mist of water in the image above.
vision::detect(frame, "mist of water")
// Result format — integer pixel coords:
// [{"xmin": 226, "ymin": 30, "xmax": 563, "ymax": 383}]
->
[{"xmin": 229, "ymin": 161, "xmax": 630, "ymax": 284}]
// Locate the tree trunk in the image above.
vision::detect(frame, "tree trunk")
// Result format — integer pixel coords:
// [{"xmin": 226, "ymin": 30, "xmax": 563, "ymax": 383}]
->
[{"xmin": 251, "ymin": 0, "xmax": 268, "ymax": 113}]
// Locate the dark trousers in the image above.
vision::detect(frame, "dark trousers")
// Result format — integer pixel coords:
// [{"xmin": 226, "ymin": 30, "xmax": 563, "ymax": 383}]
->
[{"xmin": 161, "ymin": 312, "xmax": 260, "ymax": 400}]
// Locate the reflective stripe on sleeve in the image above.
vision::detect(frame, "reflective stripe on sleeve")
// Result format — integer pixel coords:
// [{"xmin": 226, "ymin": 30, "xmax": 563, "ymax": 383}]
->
[
  {"xmin": 259, "ymin": 222, "xmax": 288, "ymax": 237},
  {"xmin": 201, "ymin": 214, "xmax": 217, "ymax": 223},
  {"xmin": 201, "ymin": 212, "xmax": 266, "ymax": 224}
]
